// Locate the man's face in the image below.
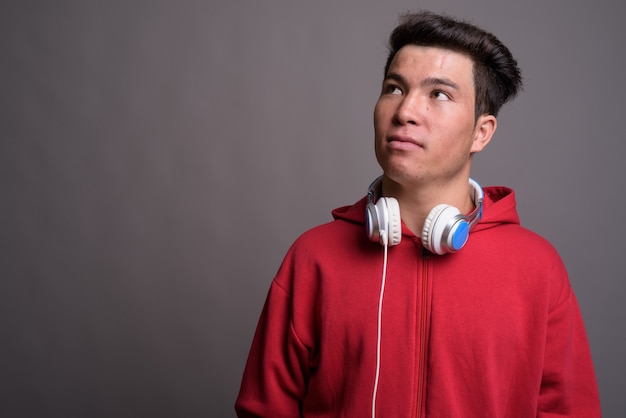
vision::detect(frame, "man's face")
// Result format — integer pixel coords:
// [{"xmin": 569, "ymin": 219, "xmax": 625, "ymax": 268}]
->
[{"xmin": 374, "ymin": 45, "xmax": 489, "ymax": 186}]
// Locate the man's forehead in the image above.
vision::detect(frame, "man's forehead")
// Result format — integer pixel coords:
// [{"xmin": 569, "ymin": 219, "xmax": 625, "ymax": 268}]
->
[
  {"xmin": 387, "ymin": 45, "xmax": 475, "ymax": 84},
  {"xmin": 389, "ymin": 45, "xmax": 473, "ymax": 68}
]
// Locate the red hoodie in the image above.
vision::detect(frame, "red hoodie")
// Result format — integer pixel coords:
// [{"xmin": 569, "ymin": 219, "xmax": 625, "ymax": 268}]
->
[{"xmin": 235, "ymin": 186, "xmax": 601, "ymax": 417}]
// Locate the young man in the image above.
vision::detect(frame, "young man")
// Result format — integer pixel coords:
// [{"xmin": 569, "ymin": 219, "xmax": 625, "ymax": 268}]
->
[{"xmin": 236, "ymin": 11, "xmax": 600, "ymax": 417}]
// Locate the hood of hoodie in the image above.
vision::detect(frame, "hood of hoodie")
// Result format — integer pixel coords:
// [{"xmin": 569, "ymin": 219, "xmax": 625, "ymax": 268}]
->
[{"xmin": 331, "ymin": 186, "xmax": 520, "ymax": 236}]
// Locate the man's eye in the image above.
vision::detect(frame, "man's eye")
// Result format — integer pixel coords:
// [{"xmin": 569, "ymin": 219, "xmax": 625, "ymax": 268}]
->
[
  {"xmin": 432, "ymin": 91, "xmax": 450, "ymax": 101},
  {"xmin": 384, "ymin": 85, "xmax": 402, "ymax": 95}
]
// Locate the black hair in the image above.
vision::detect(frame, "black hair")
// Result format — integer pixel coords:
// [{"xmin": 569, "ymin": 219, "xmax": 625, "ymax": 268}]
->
[{"xmin": 385, "ymin": 11, "xmax": 523, "ymax": 117}]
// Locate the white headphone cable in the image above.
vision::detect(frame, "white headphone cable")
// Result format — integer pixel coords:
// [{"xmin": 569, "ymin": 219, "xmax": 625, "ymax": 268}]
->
[{"xmin": 371, "ymin": 232, "xmax": 389, "ymax": 418}]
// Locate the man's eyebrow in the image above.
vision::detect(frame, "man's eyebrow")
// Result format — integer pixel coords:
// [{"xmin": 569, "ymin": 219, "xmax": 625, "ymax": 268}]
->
[
  {"xmin": 421, "ymin": 77, "xmax": 460, "ymax": 91},
  {"xmin": 383, "ymin": 73, "xmax": 461, "ymax": 91},
  {"xmin": 383, "ymin": 72, "xmax": 407, "ymax": 85}
]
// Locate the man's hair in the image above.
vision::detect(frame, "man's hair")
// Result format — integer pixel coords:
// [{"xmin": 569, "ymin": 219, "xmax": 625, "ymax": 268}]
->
[{"xmin": 384, "ymin": 11, "xmax": 523, "ymax": 117}]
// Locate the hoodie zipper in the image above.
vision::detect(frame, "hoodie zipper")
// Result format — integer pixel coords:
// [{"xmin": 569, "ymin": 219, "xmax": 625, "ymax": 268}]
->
[{"xmin": 416, "ymin": 247, "xmax": 430, "ymax": 417}]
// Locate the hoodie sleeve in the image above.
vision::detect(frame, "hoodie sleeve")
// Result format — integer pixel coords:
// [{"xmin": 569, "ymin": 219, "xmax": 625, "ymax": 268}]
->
[
  {"xmin": 537, "ymin": 262, "xmax": 601, "ymax": 417},
  {"xmin": 235, "ymin": 279, "xmax": 310, "ymax": 418}
]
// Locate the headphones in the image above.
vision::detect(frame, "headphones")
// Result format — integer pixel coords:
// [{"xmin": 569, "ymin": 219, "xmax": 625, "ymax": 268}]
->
[{"xmin": 366, "ymin": 176, "xmax": 483, "ymax": 254}]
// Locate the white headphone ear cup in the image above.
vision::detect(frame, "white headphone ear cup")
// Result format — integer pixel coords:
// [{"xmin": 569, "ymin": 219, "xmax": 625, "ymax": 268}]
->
[
  {"xmin": 366, "ymin": 198, "xmax": 402, "ymax": 246},
  {"xmin": 384, "ymin": 197, "xmax": 402, "ymax": 246},
  {"xmin": 366, "ymin": 202, "xmax": 380, "ymax": 243},
  {"xmin": 422, "ymin": 204, "xmax": 461, "ymax": 255},
  {"xmin": 366, "ymin": 199, "xmax": 389, "ymax": 245}
]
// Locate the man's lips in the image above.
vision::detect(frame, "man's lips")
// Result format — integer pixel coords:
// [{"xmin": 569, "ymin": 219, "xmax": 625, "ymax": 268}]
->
[{"xmin": 387, "ymin": 135, "xmax": 424, "ymax": 150}]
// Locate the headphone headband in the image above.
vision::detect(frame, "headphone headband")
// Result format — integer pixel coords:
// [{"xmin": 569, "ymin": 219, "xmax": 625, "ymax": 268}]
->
[{"xmin": 465, "ymin": 178, "xmax": 484, "ymax": 228}]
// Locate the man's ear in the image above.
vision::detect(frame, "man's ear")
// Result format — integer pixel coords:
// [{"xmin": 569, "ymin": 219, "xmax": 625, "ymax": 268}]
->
[{"xmin": 470, "ymin": 114, "xmax": 497, "ymax": 153}]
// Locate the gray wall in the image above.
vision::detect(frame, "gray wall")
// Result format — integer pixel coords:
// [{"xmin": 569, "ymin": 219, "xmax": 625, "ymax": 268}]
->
[{"xmin": 2, "ymin": 1, "xmax": 624, "ymax": 416}]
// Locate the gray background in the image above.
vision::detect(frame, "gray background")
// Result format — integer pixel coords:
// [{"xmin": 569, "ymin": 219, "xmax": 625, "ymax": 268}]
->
[{"xmin": 1, "ymin": 0, "xmax": 624, "ymax": 417}]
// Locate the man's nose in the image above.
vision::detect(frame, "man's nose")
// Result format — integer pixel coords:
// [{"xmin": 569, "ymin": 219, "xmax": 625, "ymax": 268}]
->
[{"xmin": 394, "ymin": 95, "xmax": 424, "ymax": 125}]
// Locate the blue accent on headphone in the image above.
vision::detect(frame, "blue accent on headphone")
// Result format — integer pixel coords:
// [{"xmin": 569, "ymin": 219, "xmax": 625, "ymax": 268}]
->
[{"xmin": 451, "ymin": 222, "xmax": 470, "ymax": 251}]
